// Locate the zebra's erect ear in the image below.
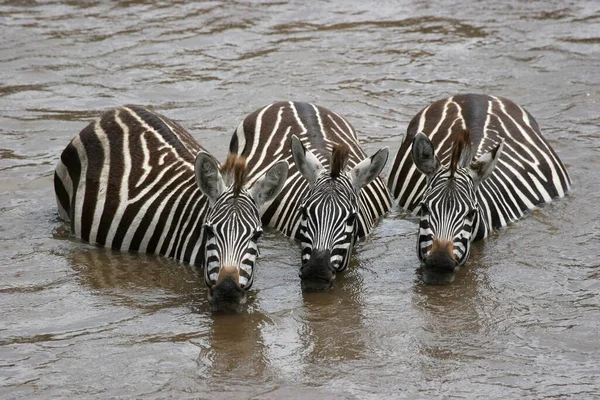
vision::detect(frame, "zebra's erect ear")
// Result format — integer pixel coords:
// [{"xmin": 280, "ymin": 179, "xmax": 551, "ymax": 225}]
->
[
  {"xmin": 467, "ymin": 140, "xmax": 504, "ymax": 188},
  {"xmin": 350, "ymin": 147, "xmax": 389, "ymax": 192},
  {"xmin": 291, "ymin": 134, "xmax": 324, "ymax": 186},
  {"xmin": 412, "ymin": 132, "xmax": 441, "ymax": 178},
  {"xmin": 249, "ymin": 160, "xmax": 289, "ymax": 208},
  {"xmin": 194, "ymin": 152, "xmax": 226, "ymax": 205}
]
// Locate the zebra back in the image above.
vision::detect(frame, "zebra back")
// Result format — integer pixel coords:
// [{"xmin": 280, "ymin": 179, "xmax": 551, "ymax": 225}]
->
[
  {"xmin": 228, "ymin": 101, "xmax": 392, "ymax": 239},
  {"xmin": 388, "ymin": 94, "xmax": 571, "ymax": 236},
  {"xmin": 54, "ymin": 105, "xmax": 209, "ymax": 266}
]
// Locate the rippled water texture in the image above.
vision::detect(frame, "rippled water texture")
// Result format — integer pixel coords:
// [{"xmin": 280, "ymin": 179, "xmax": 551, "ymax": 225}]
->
[{"xmin": 1, "ymin": 1, "xmax": 599, "ymax": 398}]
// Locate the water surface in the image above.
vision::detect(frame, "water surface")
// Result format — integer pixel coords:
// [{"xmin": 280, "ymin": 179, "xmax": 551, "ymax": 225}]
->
[{"xmin": 1, "ymin": 1, "xmax": 599, "ymax": 398}]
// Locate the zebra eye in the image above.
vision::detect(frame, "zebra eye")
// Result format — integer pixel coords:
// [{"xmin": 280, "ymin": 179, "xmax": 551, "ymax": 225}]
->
[
  {"xmin": 252, "ymin": 229, "xmax": 262, "ymax": 241},
  {"xmin": 299, "ymin": 206, "xmax": 308, "ymax": 219},
  {"xmin": 203, "ymin": 224, "xmax": 215, "ymax": 237},
  {"xmin": 419, "ymin": 203, "xmax": 429, "ymax": 216},
  {"xmin": 466, "ymin": 209, "xmax": 477, "ymax": 220},
  {"xmin": 347, "ymin": 212, "xmax": 357, "ymax": 225}
]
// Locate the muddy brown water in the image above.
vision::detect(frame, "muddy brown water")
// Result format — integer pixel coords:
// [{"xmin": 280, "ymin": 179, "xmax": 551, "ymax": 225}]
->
[{"xmin": 1, "ymin": 1, "xmax": 599, "ymax": 399}]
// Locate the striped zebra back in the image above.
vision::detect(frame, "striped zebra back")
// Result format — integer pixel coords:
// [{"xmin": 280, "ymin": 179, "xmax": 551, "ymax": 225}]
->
[
  {"xmin": 54, "ymin": 105, "xmax": 209, "ymax": 266},
  {"xmin": 388, "ymin": 93, "xmax": 571, "ymax": 238},
  {"xmin": 229, "ymin": 101, "xmax": 392, "ymax": 240}
]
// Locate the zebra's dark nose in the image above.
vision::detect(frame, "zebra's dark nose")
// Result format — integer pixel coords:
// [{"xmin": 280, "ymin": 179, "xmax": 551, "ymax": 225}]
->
[
  {"xmin": 209, "ymin": 267, "xmax": 246, "ymax": 312},
  {"xmin": 299, "ymin": 249, "xmax": 335, "ymax": 291},
  {"xmin": 421, "ymin": 240, "xmax": 459, "ymax": 284}
]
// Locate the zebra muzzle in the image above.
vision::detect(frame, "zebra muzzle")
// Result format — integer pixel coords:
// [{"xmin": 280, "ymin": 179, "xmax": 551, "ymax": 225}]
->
[
  {"xmin": 209, "ymin": 266, "xmax": 246, "ymax": 312},
  {"xmin": 299, "ymin": 250, "xmax": 336, "ymax": 292},
  {"xmin": 422, "ymin": 240, "xmax": 459, "ymax": 279}
]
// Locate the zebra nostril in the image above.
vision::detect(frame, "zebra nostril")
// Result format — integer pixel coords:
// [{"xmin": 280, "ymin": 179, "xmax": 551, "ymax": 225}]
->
[
  {"xmin": 299, "ymin": 254, "xmax": 334, "ymax": 283},
  {"xmin": 424, "ymin": 251, "xmax": 457, "ymax": 273},
  {"xmin": 209, "ymin": 276, "xmax": 245, "ymax": 313}
]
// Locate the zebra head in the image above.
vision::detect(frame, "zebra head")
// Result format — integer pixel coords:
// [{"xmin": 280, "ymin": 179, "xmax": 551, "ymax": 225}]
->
[
  {"xmin": 194, "ymin": 152, "xmax": 288, "ymax": 311},
  {"xmin": 291, "ymin": 135, "xmax": 389, "ymax": 292},
  {"xmin": 412, "ymin": 129, "xmax": 504, "ymax": 284}
]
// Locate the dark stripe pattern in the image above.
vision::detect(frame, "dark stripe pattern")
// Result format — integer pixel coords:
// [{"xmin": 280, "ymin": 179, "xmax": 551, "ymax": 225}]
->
[
  {"xmin": 55, "ymin": 106, "xmax": 208, "ymax": 265},
  {"xmin": 229, "ymin": 101, "xmax": 391, "ymax": 272},
  {"xmin": 54, "ymin": 106, "xmax": 265, "ymax": 293},
  {"xmin": 387, "ymin": 94, "xmax": 571, "ymax": 266},
  {"xmin": 202, "ymin": 193, "xmax": 262, "ymax": 289}
]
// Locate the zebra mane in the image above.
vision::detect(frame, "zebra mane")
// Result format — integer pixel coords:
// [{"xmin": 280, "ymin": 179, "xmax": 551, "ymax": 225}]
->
[
  {"xmin": 450, "ymin": 129, "xmax": 473, "ymax": 178},
  {"xmin": 330, "ymin": 143, "xmax": 350, "ymax": 178},
  {"xmin": 220, "ymin": 153, "xmax": 248, "ymax": 196}
]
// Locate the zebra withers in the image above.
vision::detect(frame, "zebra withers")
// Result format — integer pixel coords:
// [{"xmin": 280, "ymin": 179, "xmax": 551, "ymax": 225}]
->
[
  {"xmin": 388, "ymin": 94, "xmax": 571, "ymax": 284},
  {"xmin": 229, "ymin": 101, "xmax": 392, "ymax": 291},
  {"xmin": 54, "ymin": 106, "xmax": 288, "ymax": 311}
]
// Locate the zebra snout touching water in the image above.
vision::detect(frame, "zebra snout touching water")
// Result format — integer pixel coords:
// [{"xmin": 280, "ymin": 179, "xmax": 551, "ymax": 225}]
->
[
  {"xmin": 411, "ymin": 129, "xmax": 501, "ymax": 283},
  {"xmin": 291, "ymin": 135, "xmax": 389, "ymax": 291},
  {"xmin": 54, "ymin": 106, "xmax": 288, "ymax": 312},
  {"xmin": 194, "ymin": 153, "xmax": 288, "ymax": 310},
  {"xmin": 388, "ymin": 94, "xmax": 571, "ymax": 284},
  {"xmin": 228, "ymin": 101, "xmax": 392, "ymax": 292}
]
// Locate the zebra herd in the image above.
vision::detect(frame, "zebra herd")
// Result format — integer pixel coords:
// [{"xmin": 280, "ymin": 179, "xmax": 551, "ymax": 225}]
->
[{"xmin": 54, "ymin": 94, "xmax": 571, "ymax": 311}]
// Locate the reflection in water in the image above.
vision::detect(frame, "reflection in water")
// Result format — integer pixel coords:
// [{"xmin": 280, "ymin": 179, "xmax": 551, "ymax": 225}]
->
[
  {"xmin": 2, "ymin": 0, "xmax": 599, "ymax": 397},
  {"xmin": 411, "ymin": 242, "xmax": 489, "ymax": 374},
  {"xmin": 298, "ymin": 258, "xmax": 367, "ymax": 370},
  {"xmin": 66, "ymin": 241, "xmax": 206, "ymax": 311},
  {"xmin": 200, "ymin": 309, "xmax": 271, "ymax": 390}
]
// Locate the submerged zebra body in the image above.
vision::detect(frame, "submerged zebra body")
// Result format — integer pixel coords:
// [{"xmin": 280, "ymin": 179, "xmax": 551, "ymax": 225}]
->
[
  {"xmin": 387, "ymin": 94, "xmax": 571, "ymax": 283},
  {"xmin": 54, "ymin": 106, "xmax": 287, "ymax": 311},
  {"xmin": 229, "ymin": 101, "xmax": 391, "ymax": 290},
  {"xmin": 55, "ymin": 106, "xmax": 207, "ymax": 262}
]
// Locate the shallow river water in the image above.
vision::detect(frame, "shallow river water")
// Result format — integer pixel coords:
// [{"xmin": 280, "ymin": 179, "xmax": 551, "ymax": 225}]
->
[{"xmin": 1, "ymin": 1, "xmax": 599, "ymax": 399}]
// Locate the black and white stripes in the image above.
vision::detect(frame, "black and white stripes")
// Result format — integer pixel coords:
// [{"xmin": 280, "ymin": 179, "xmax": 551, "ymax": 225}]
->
[
  {"xmin": 55, "ymin": 94, "xmax": 571, "ymax": 299},
  {"xmin": 387, "ymin": 94, "xmax": 571, "ymax": 283},
  {"xmin": 229, "ymin": 101, "xmax": 391, "ymax": 290},
  {"xmin": 203, "ymin": 194, "xmax": 261, "ymax": 290},
  {"xmin": 230, "ymin": 101, "xmax": 391, "ymax": 240},
  {"xmin": 55, "ymin": 105, "xmax": 208, "ymax": 265},
  {"xmin": 54, "ymin": 105, "xmax": 288, "ymax": 311}
]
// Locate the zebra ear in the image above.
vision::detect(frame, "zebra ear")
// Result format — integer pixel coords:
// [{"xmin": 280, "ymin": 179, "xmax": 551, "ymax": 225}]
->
[
  {"xmin": 350, "ymin": 147, "xmax": 389, "ymax": 192},
  {"xmin": 249, "ymin": 160, "xmax": 289, "ymax": 208},
  {"xmin": 291, "ymin": 134, "xmax": 324, "ymax": 186},
  {"xmin": 467, "ymin": 140, "xmax": 504, "ymax": 188},
  {"xmin": 412, "ymin": 132, "xmax": 441, "ymax": 178},
  {"xmin": 194, "ymin": 152, "xmax": 226, "ymax": 204}
]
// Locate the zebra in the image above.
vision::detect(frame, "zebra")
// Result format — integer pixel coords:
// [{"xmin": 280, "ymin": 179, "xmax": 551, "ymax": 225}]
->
[
  {"xmin": 228, "ymin": 101, "xmax": 392, "ymax": 291},
  {"xmin": 54, "ymin": 105, "xmax": 288, "ymax": 311},
  {"xmin": 387, "ymin": 94, "xmax": 571, "ymax": 284}
]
